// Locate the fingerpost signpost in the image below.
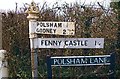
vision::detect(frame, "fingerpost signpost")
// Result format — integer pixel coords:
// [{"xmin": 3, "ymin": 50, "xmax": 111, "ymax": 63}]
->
[
  {"xmin": 26, "ymin": 1, "xmax": 115, "ymax": 79},
  {"xmin": 25, "ymin": 1, "xmax": 39, "ymax": 79}
]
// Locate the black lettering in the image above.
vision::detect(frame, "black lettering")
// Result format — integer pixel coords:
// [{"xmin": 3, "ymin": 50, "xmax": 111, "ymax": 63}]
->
[
  {"xmin": 48, "ymin": 40, "xmax": 53, "ymax": 46},
  {"xmin": 45, "ymin": 40, "xmax": 48, "ymax": 46},
  {"xmin": 63, "ymin": 29, "xmax": 66, "ymax": 34},
  {"xmin": 41, "ymin": 40, "xmax": 44, "ymax": 45},
  {"xmin": 36, "ymin": 28, "xmax": 39, "ymax": 32},
  {"xmin": 85, "ymin": 40, "xmax": 88, "ymax": 46},
  {"xmin": 46, "ymin": 23, "xmax": 49, "ymax": 27},
  {"xmin": 52, "ymin": 41, "xmax": 58, "ymax": 46},
  {"xmin": 73, "ymin": 40, "xmax": 77, "ymax": 46},
  {"xmin": 40, "ymin": 23, "xmax": 43, "ymax": 27},
  {"xmin": 37, "ymin": 22, "xmax": 39, "ymax": 26},
  {"xmin": 58, "ymin": 23, "xmax": 62, "ymax": 27},
  {"xmin": 81, "ymin": 41, "xmax": 84, "ymax": 46},
  {"xmin": 54, "ymin": 23, "xmax": 57, "ymax": 27},
  {"xmin": 77, "ymin": 40, "xmax": 81, "ymax": 46},
  {"xmin": 69, "ymin": 41, "xmax": 73, "ymax": 46},
  {"xmin": 50, "ymin": 23, "xmax": 53, "ymax": 27},
  {"xmin": 53, "ymin": 29, "xmax": 56, "ymax": 33},
  {"xmin": 58, "ymin": 41, "xmax": 62, "ymax": 46},
  {"xmin": 65, "ymin": 40, "xmax": 68, "ymax": 46}
]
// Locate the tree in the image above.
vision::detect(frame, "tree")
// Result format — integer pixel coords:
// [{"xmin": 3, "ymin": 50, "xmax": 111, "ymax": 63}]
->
[
  {"xmin": 110, "ymin": 1, "xmax": 120, "ymax": 77},
  {"xmin": 1, "ymin": 2, "xmax": 118, "ymax": 78}
]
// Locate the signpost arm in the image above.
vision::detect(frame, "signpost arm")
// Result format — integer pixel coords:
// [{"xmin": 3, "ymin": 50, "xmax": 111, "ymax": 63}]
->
[
  {"xmin": 25, "ymin": 0, "xmax": 39, "ymax": 79},
  {"xmin": 109, "ymin": 53, "xmax": 115, "ymax": 79},
  {"xmin": 47, "ymin": 55, "xmax": 52, "ymax": 79}
]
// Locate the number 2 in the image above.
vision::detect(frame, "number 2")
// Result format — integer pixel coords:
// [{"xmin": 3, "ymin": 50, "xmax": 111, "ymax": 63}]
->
[{"xmin": 63, "ymin": 29, "xmax": 66, "ymax": 34}]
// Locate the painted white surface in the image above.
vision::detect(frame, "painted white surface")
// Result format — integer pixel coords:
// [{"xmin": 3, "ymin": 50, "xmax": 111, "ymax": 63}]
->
[
  {"xmin": 35, "ymin": 22, "xmax": 75, "ymax": 35},
  {"xmin": 51, "ymin": 55, "xmax": 110, "ymax": 59},
  {"xmin": 33, "ymin": 38, "xmax": 104, "ymax": 48},
  {"xmin": 0, "ymin": 50, "xmax": 8, "ymax": 79}
]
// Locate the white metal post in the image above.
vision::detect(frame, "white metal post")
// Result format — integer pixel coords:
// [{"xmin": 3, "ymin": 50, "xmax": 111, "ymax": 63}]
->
[
  {"xmin": 25, "ymin": 1, "xmax": 39, "ymax": 78},
  {"xmin": 0, "ymin": 50, "xmax": 8, "ymax": 79},
  {"xmin": 29, "ymin": 20, "xmax": 38, "ymax": 78}
]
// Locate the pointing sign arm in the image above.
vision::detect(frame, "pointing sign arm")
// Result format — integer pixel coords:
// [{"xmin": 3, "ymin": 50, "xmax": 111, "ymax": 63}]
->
[
  {"xmin": 35, "ymin": 22, "xmax": 75, "ymax": 35},
  {"xmin": 33, "ymin": 38, "xmax": 104, "ymax": 48}
]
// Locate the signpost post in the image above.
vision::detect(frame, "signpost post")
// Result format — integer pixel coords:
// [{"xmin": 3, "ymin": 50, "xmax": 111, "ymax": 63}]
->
[
  {"xmin": 25, "ymin": 1, "xmax": 75, "ymax": 78},
  {"xmin": 25, "ymin": 1, "xmax": 39, "ymax": 79}
]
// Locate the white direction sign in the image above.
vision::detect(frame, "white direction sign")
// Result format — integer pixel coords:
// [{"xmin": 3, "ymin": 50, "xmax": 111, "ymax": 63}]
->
[
  {"xmin": 33, "ymin": 38, "xmax": 104, "ymax": 48},
  {"xmin": 35, "ymin": 22, "xmax": 75, "ymax": 35}
]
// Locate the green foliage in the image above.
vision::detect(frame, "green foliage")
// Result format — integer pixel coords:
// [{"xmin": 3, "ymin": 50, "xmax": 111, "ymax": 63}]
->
[
  {"xmin": 1, "ymin": 2, "xmax": 120, "ymax": 78},
  {"xmin": 110, "ymin": 1, "xmax": 120, "ymax": 20}
]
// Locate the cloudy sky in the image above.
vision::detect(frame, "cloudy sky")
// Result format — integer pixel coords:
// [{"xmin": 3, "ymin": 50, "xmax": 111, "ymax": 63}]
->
[{"xmin": 0, "ymin": 0, "xmax": 111, "ymax": 10}]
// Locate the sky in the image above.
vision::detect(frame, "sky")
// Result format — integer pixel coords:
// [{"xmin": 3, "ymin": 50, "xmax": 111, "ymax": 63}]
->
[{"xmin": 0, "ymin": 0, "xmax": 111, "ymax": 11}]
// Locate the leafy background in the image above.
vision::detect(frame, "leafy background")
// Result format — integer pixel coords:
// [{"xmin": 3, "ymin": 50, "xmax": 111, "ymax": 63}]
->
[{"xmin": 1, "ymin": 1, "xmax": 120, "ymax": 78}]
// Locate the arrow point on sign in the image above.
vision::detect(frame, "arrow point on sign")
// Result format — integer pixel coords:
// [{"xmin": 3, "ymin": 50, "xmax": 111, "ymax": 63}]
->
[{"xmin": 95, "ymin": 45, "xmax": 101, "ymax": 48}]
